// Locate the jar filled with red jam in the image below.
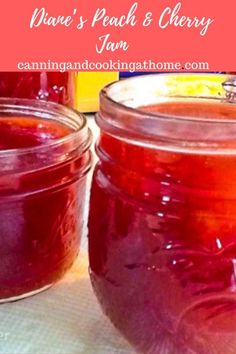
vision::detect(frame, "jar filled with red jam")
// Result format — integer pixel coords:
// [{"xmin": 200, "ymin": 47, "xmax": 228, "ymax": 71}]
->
[
  {"xmin": 88, "ymin": 74, "xmax": 236, "ymax": 354},
  {"xmin": 0, "ymin": 98, "xmax": 92, "ymax": 302},
  {"xmin": 0, "ymin": 72, "xmax": 75, "ymax": 107}
]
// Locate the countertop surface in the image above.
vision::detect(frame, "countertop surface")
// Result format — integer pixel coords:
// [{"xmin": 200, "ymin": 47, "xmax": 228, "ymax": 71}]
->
[{"xmin": 0, "ymin": 116, "xmax": 135, "ymax": 354}]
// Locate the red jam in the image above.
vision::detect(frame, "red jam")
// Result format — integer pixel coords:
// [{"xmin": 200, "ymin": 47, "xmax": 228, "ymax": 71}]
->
[
  {"xmin": 0, "ymin": 103, "xmax": 91, "ymax": 302},
  {"xmin": 0, "ymin": 72, "xmax": 75, "ymax": 107},
  {"xmin": 89, "ymin": 100, "xmax": 236, "ymax": 354},
  {"xmin": 0, "ymin": 117, "xmax": 71, "ymax": 149}
]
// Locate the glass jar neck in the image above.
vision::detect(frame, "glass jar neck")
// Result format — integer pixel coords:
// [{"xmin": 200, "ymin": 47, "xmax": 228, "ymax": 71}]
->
[
  {"xmin": 98, "ymin": 74, "xmax": 236, "ymax": 154},
  {"xmin": 0, "ymin": 98, "xmax": 92, "ymax": 173}
]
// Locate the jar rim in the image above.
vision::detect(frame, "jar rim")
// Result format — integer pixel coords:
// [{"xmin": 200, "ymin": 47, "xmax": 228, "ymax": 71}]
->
[
  {"xmin": 101, "ymin": 73, "xmax": 233, "ymax": 124},
  {"xmin": 0, "ymin": 97, "xmax": 91, "ymax": 157},
  {"xmin": 98, "ymin": 73, "xmax": 236, "ymax": 154}
]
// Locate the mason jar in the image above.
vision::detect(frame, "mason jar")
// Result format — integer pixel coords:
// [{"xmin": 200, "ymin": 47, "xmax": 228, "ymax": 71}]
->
[
  {"xmin": 89, "ymin": 74, "xmax": 236, "ymax": 354},
  {"xmin": 0, "ymin": 72, "xmax": 76, "ymax": 107},
  {"xmin": 0, "ymin": 98, "xmax": 92, "ymax": 302}
]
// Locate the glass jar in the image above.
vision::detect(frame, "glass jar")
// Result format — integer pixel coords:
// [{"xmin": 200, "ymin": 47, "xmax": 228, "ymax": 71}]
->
[
  {"xmin": 88, "ymin": 74, "xmax": 236, "ymax": 354},
  {"xmin": 0, "ymin": 72, "xmax": 75, "ymax": 107},
  {"xmin": 0, "ymin": 98, "xmax": 92, "ymax": 303}
]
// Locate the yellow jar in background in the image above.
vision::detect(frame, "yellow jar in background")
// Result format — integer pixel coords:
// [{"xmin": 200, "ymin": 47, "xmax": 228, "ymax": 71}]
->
[{"xmin": 75, "ymin": 72, "xmax": 118, "ymax": 113}]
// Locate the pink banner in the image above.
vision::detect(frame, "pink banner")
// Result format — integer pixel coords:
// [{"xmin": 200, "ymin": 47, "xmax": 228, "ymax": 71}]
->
[{"xmin": 0, "ymin": 0, "xmax": 234, "ymax": 71}]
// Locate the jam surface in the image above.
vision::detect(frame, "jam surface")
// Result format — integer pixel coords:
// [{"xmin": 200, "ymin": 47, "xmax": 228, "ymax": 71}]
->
[
  {"xmin": 89, "ymin": 101, "xmax": 236, "ymax": 354},
  {"xmin": 0, "ymin": 116, "xmax": 86, "ymax": 300},
  {"xmin": 0, "ymin": 116, "xmax": 71, "ymax": 149},
  {"xmin": 0, "ymin": 72, "xmax": 75, "ymax": 107}
]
